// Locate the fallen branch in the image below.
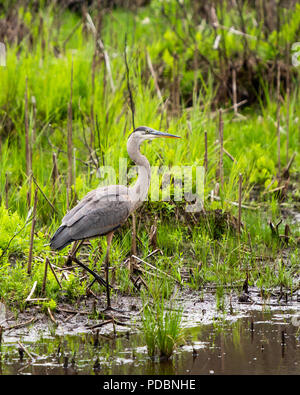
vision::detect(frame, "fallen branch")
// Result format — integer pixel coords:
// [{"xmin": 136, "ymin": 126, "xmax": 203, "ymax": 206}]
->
[
  {"xmin": 32, "ymin": 175, "xmax": 57, "ymax": 214},
  {"xmin": 5, "ymin": 317, "xmax": 37, "ymax": 331},
  {"xmin": 47, "ymin": 307, "xmax": 57, "ymax": 325},
  {"xmin": 48, "ymin": 260, "xmax": 62, "ymax": 289},
  {"xmin": 131, "ymin": 255, "xmax": 181, "ymax": 284},
  {"xmin": 56, "ymin": 307, "xmax": 90, "ymax": 315}
]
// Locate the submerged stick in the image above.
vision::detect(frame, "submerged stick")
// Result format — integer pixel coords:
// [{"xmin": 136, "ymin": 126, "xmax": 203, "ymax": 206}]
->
[
  {"xmin": 27, "ymin": 188, "xmax": 38, "ymax": 275},
  {"xmin": 17, "ymin": 341, "xmax": 35, "ymax": 361}
]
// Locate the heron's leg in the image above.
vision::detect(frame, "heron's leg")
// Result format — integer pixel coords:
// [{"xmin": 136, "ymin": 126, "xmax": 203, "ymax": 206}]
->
[
  {"xmin": 69, "ymin": 240, "xmax": 109, "ymax": 288},
  {"xmin": 104, "ymin": 231, "xmax": 114, "ymax": 310},
  {"xmin": 66, "ymin": 240, "xmax": 83, "ymax": 266}
]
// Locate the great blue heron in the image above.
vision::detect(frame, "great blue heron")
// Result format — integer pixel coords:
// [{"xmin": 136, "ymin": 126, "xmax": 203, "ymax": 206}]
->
[{"xmin": 50, "ymin": 126, "xmax": 180, "ymax": 310}]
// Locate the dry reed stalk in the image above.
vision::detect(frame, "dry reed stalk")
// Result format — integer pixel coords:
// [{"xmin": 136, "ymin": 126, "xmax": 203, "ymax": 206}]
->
[
  {"xmin": 204, "ymin": 130, "xmax": 208, "ymax": 177},
  {"xmin": 286, "ymin": 46, "xmax": 290, "ymax": 164},
  {"xmin": 130, "ymin": 213, "xmax": 137, "ymax": 272},
  {"xmin": 73, "ymin": 147, "xmax": 76, "ymax": 198},
  {"xmin": 25, "ymin": 77, "xmax": 30, "ymax": 177},
  {"xmin": 66, "ymin": 181, "xmax": 70, "ymax": 211},
  {"xmin": 124, "ymin": 34, "xmax": 135, "ymax": 130},
  {"xmin": 238, "ymin": 173, "xmax": 243, "ymax": 236},
  {"xmin": 98, "ymin": 38, "xmax": 115, "ymax": 93},
  {"xmin": 218, "ymin": 109, "xmax": 224, "ymax": 188},
  {"xmin": 25, "ymin": 77, "xmax": 32, "ymax": 207},
  {"xmin": 232, "ymin": 68, "xmax": 238, "ymax": 115},
  {"xmin": 67, "ymin": 59, "xmax": 74, "ymax": 207},
  {"xmin": 32, "ymin": 175, "xmax": 57, "ymax": 214},
  {"xmin": 276, "ymin": 63, "xmax": 281, "ymax": 175},
  {"xmin": 146, "ymin": 50, "xmax": 162, "ymax": 101},
  {"xmin": 172, "ymin": 54, "xmax": 180, "ymax": 115},
  {"xmin": 31, "ymin": 96, "xmax": 37, "ymax": 146},
  {"xmin": 52, "ymin": 152, "xmax": 59, "ymax": 190},
  {"xmin": 5, "ymin": 172, "xmax": 9, "ymax": 209},
  {"xmin": 193, "ymin": 44, "xmax": 198, "ymax": 96},
  {"xmin": 90, "ymin": 43, "xmax": 97, "ymax": 149},
  {"xmin": 48, "ymin": 260, "xmax": 62, "ymax": 289},
  {"xmin": 27, "ymin": 188, "xmax": 38, "ymax": 274},
  {"xmin": 42, "ymin": 258, "xmax": 49, "ymax": 295}
]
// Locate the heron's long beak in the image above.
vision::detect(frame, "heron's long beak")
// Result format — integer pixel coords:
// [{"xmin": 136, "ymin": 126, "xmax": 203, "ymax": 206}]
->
[{"xmin": 150, "ymin": 130, "xmax": 181, "ymax": 138}]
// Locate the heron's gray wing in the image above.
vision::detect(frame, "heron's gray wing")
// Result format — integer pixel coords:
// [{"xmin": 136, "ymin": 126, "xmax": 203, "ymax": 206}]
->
[
  {"xmin": 62, "ymin": 185, "xmax": 129, "ymax": 226},
  {"xmin": 50, "ymin": 186, "xmax": 132, "ymax": 250},
  {"xmin": 68, "ymin": 197, "xmax": 131, "ymax": 240}
]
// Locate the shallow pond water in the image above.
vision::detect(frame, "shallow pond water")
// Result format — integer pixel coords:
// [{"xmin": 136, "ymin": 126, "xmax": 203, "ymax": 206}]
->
[{"xmin": 1, "ymin": 309, "xmax": 299, "ymax": 375}]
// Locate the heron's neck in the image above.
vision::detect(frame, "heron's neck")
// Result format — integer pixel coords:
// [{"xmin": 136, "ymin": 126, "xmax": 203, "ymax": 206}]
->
[{"xmin": 127, "ymin": 138, "xmax": 151, "ymax": 209}]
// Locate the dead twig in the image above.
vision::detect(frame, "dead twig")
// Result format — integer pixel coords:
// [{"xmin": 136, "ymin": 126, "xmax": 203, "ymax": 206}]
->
[
  {"xmin": 131, "ymin": 255, "xmax": 180, "ymax": 284},
  {"xmin": 47, "ymin": 307, "xmax": 57, "ymax": 325},
  {"xmin": 32, "ymin": 175, "xmax": 57, "ymax": 214},
  {"xmin": 124, "ymin": 33, "xmax": 135, "ymax": 129},
  {"xmin": 5, "ymin": 317, "xmax": 37, "ymax": 331},
  {"xmin": 42, "ymin": 257, "xmax": 49, "ymax": 295},
  {"xmin": 27, "ymin": 188, "xmax": 38, "ymax": 274},
  {"xmin": 48, "ymin": 260, "xmax": 62, "ymax": 289}
]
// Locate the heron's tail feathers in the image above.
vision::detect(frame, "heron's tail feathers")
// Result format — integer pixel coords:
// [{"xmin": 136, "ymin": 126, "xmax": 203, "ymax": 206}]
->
[{"xmin": 50, "ymin": 226, "xmax": 74, "ymax": 251}]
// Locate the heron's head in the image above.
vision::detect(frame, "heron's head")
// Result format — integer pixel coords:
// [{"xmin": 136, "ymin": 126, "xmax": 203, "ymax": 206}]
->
[{"xmin": 129, "ymin": 126, "xmax": 180, "ymax": 146}]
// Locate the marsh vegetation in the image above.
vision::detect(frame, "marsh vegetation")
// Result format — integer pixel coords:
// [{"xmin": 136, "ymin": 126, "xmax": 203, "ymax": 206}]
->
[{"xmin": 0, "ymin": 0, "xmax": 299, "ymax": 370}]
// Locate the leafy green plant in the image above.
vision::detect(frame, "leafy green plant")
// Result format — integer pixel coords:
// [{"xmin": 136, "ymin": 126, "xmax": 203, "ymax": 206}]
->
[{"xmin": 141, "ymin": 298, "xmax": 184, "ymax": 359}]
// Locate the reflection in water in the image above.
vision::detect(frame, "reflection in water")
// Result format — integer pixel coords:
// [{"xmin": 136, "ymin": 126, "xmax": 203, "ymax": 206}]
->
[{"xmin": 0, "ymin": 310, "xmax": 299, "ymax": 375}]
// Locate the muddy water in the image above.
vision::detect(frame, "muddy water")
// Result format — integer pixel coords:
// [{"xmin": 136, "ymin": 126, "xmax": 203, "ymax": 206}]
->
[{"xmin": 1, "ymin": 309, "xmax": 299, "ymax": 375}]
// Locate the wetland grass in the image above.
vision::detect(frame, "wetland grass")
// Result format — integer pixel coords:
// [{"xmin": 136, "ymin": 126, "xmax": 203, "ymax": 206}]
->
[{"xmin": 0, "ymin": 1, "xmax": 299, "ymax": 343}]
